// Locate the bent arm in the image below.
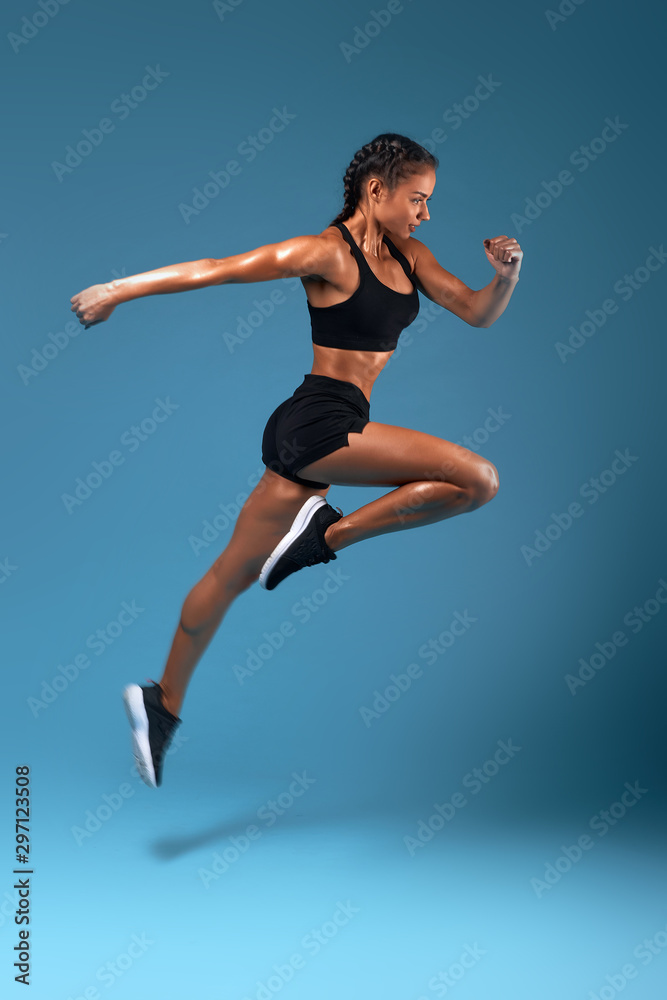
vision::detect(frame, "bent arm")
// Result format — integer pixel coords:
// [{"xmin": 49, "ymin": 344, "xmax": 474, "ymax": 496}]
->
[
  {"xmin": 410, "ymin": 238, "xmax": 518, "ymax": 328},
  {"xmin": 108, "ymin": 235, "xmax": 333, "ymax": 304},
  {"xmin": 469, "ymin": 272, "xmax": 519, "ymax": 328},
  {"xmin": 411, "ymin": 239, "xmax": 477, "ymax": 324}
]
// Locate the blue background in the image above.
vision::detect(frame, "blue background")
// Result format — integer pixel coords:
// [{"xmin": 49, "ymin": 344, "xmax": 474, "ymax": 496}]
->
[{"xmin": 2, "ymin": 0, "xmax": 666, "ymax": 997}]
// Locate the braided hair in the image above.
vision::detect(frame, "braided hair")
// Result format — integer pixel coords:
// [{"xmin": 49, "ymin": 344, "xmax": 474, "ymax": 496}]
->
[{"xmin": 328, "ymin": 133, "xmax": 438, "ymax": 227}]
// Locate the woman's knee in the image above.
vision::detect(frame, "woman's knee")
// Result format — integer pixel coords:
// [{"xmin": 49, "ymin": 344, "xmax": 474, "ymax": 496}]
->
[
  {"xmin": 181, "ymin": 564, "xmax": 249, "ymax": 634},
  {"xmin": 467, "ymin": 460, "xmax": 500, "ymax": 509},
  {"xmin": 210, "ymin": 556, "xmax": 258, "ymax": 595}
]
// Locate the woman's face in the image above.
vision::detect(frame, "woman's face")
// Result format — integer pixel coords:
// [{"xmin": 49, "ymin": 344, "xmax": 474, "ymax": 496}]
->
[{"xmin": 383, "ymin": 168, "xmax": 436, "ymax": 238}]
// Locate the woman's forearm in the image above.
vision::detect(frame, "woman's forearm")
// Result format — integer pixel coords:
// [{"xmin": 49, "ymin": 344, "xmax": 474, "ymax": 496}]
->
[
  {"xmin": 470, "ymin": 272, "xmax": 519, "ymax": 328},
  {"xmin": 107, "ymin": 259, "xmax": 219, "ymax": 304}
]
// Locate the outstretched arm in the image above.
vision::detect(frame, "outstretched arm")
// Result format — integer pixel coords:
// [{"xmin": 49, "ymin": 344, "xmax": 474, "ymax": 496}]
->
[
  {"xmin": 69, "ymin": 234, "xmax": 335, "ymax": 328},
  {"xmin": 410, "ymin": 234, "xmax": 523, "ymax": 328}
]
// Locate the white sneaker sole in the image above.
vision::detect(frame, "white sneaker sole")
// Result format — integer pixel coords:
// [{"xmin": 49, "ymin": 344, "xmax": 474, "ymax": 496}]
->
[
  {"xmin": 122, "ymin": 684, "xmax": 157, "ymax": 788},
  {"xmin": 259, "ymin": 495, "xmax": 327, "ymax": 590}
]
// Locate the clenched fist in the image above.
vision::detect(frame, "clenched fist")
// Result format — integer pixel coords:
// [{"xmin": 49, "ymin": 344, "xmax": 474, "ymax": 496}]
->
[
  {"xmin": 70, "ymin": 283, "xmax": 117, "ymax": 329},
  {"xmin": 482, "ymin": 235, "xmax": 523, "ymax": 279}
]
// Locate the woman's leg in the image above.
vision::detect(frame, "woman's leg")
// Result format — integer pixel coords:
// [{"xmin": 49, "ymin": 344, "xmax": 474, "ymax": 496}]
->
[
  {"xmin": 157, "ymin": 469, "xmax": 331, "ymax": 717},
  {"xmin": 296, "ymin": 420, "xmax": 500, "ymax": 553},
  {"xmin": 158, "ymin": 421, "xmax": 498, "ymax": 716}
]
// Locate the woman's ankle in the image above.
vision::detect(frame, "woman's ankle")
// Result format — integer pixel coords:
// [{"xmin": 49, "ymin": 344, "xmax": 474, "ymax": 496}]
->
[
  {"xmin": 158, "ymin": 682, "xmax": 182, "ymax": 718},
  {"xmin": 324, "ymin": 519, "xmax": 347, "ymax": 553}
]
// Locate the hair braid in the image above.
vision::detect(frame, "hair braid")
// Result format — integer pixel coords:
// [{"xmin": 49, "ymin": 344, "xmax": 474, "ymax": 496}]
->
[{"xmin": 328, "ymin": 132, "xmax": 438, "ymax": 227}]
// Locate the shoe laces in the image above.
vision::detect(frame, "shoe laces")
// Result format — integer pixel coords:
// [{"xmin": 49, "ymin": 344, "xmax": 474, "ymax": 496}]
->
[
  {"xmin": 145, "ymin": 679, "xmax": 175, "ymax": 723},
  {"xmin": 303, "ymin": 551, "xmax": 327, "ymax": 567},
  {"xmin": 153, "ymin": 711, "xmax": 176, "ymax": 741}
]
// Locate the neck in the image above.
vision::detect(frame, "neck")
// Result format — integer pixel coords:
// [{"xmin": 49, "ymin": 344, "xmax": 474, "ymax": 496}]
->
[{"xmin": 341, "ymin": 214, "xmax": 386, "ymax": 257}]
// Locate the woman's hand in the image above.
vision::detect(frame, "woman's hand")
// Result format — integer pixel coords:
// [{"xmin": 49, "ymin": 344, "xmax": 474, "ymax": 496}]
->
[
  {"xmin": 70, "ymin": 283, "xmax": 117, "ymax": 329},
  {"xmin": 482, "ymin": 235, "xmax": 523, "ymax": 280}
]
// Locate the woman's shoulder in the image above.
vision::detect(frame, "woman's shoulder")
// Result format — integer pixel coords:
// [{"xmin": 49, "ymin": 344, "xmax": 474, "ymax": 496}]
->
[
  {"xmin": 316, "ymin": 223, "xmax": 344, "ymax": 240},
  {"xmin": 295, "ymin": 226, "xmax": 350, "ymax": 286}
]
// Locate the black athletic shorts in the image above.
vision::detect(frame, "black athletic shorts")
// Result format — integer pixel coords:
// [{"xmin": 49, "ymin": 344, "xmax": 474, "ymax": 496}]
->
[{"xmin": 261, "ymin": 373, "xmax": 370, "ymax": 489}]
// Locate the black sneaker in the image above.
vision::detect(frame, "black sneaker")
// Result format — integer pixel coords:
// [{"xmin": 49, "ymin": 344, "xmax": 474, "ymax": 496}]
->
[
  {"xmin": 259, "ymin": 495, "xmax": 343, "ymax": 591},
  {"xmin": 122, "ymin": 679, "xmax": 181, "ymax": 788}
]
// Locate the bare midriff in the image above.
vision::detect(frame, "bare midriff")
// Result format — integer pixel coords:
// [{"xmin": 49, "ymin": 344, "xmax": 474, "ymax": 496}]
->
[{"xmin": 310, "ymin": 343, "xmax": 394, "ymax": 404}]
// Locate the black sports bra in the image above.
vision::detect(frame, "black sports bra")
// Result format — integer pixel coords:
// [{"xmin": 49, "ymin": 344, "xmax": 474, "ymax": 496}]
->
[{"xmin": 308, "ymin": 221, "xmax": 420, "ymax": 352}]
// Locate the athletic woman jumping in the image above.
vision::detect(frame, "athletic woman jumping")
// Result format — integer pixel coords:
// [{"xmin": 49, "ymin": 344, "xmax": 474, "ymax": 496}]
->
[{"xmin": 69, "ymin": 132, "xmax": 523, "ymax": 788}]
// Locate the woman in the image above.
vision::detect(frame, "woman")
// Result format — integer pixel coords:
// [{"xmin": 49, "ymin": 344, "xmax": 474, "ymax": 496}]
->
[{"xmin": 70, "ymin": 132, "xmax": 523, "ymax": 788}]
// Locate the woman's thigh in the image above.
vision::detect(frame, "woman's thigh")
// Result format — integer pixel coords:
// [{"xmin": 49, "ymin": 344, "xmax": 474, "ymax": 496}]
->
[
  {"xmin": 296, "ymin": 420, "xmax": 499, "ymax": 490},
  {"xmin": 210, "ymin": 467, "xmax": 332, "ymax": 585}
]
